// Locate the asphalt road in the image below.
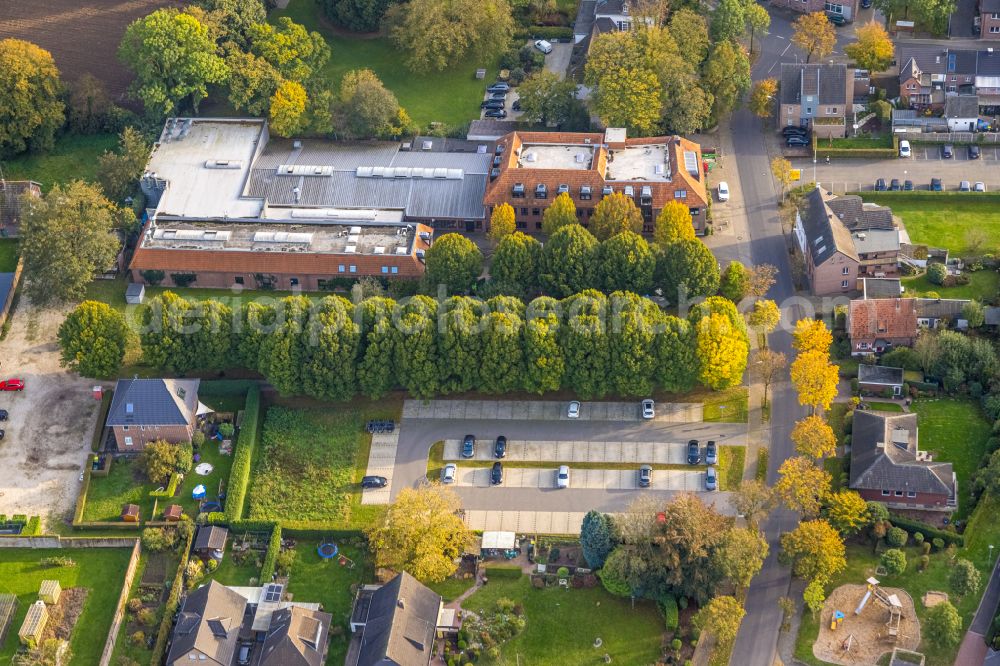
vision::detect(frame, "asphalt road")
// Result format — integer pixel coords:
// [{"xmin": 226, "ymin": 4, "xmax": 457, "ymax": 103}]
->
[
  {"xmin": 728, "ymin": 10, "xmax": 816, "ymax": 664},
  {"xmin": 793, "ymin": 153, "xmax": 1000, "ymax": 192}
]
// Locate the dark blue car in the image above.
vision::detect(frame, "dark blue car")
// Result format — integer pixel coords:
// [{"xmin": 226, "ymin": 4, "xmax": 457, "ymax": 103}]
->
[{"xmin": 462, "ymin": 435, "xmax": 475, "ymax": 458}]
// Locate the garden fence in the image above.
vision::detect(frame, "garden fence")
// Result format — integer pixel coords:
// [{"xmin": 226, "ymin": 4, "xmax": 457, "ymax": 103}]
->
[{"xmin": 98, "ymin": 540, "xmax": 142, "ymax": 666}]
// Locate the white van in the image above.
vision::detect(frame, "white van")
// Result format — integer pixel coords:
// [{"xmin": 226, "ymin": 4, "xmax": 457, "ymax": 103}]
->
[
  {"xmin": 899, "ymin": 140, "xmax": 911, "ymax": 158},
  {"xmin": 534, "ymin": 39, "xmax": 553, "ymax": 54}
]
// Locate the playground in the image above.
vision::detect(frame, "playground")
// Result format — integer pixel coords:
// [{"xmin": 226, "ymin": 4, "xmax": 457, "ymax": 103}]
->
[{"xmin": 813, "ymin": 578, "xmax": 921, "ymax": 666}]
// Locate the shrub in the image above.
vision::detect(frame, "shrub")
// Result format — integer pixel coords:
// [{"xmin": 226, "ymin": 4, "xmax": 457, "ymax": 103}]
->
[
  {"xmin": 919, "ymin": 555, "xmax": 930, "ymax": 571},
  {"xmin": 225, "ymin": 385, "xmax": 260, "ymax": 521},
  {"xmin": 933, "ymin": 537, "xmax": 945, "ymax": 551},
  {"xmin": 260, "ymin": 525, "xmax": 282, "ymax": 582},
  {"xmin": 548, "ymin": 547, "xmax": 560, "ymax": 562},
  {"xmin": 889, "ymin": 515, "xmax": 964, "ymax": 546},
  {"xmin": 880, "ymin": 548, "xmax": 907, "ymax": 576},
  {"xmin": 205, "ymin": 558, "xmax": 219, "ymax": 573},
  {"xmin": 137, "ymin": 608, "xmax": 156, "ymax": 626},
  {"xmin": 927, "ymin": 262, "xmax": 947, "ymax": 285},
  {"xmin": 922, "ymin": 542, "xmax": 932, "ymax": 555},
  {"xmin": 142, "ymin": 527, "xmax": 177, "ymax": 552},
  {"xmin": 127, "ymin": 598, "xmax": 143, "ymax": 614},
  {"xmin": 678, "ymin": 596, "xmax": 688, "ymax": 610},
  {"xmin": 38, "ymin": 556, "xmax": 76, "ymax": 568},
  {"xmin": 218, "ymin": 422, "xmax": 235, "ymax": 439},
  {"xmin": 886, "ymin": 526, "xmax": 908, "ymax": 547},
  {"xmin": 557, "ymin": 566, "xmax": 569, "ymax": 578},
  {"xmin": 671, "ymin": 638, "xmax": 682, "ymax": 651},
  {"xmin": 184, "ymin": 558, "xmax": 205, "ymax": 590},
  {"xmin": 192, "ymin": 430, "xmax": 206, "ymax": 449},
  {"xmin": 130, "ymin": 631, "xmax": 146, "ymax": 646},
  {"xmin": 661, "ymin": 594, "xmax": 679, "ymax": 631},
  {"xmin": 913, "ymin": 532, "xmax": 924, "ymax": 545},
  {"xmin": 276, "ymin": 548, "xmax": 297, "ymax": 576}
]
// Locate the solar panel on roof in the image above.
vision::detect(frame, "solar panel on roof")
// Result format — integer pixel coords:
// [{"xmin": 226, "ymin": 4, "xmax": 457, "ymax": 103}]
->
[{"xmin": 683, "ymin": 151, "xmax": 699, "ymax": 176}]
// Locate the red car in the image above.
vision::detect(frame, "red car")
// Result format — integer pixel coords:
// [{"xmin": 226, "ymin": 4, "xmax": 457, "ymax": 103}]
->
[{"xmin": 0, "ymin": 379, "xmax": 24, "ymax": 391}]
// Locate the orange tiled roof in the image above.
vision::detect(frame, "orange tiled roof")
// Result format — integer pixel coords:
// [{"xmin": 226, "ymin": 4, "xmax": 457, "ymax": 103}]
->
[{"xmin": 849, "ymin": 298, "xmax": 918, "ymax": 341}]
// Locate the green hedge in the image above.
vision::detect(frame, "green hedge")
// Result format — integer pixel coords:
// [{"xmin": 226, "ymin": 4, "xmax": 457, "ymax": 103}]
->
[
  {"xmin": 485, "ymin": 565, "xmax": 524, "ymax": 579},
  {"xmin": 149, "ymin": 473, "xmax": 181, "ymax": 498},
  {"xmin": 23, "ymin": 516, "xmax": 41, "ymax": 535},
  {"xmin": 815, "ymin": 147, "xmax": 898, "ymax": 159},
  {"xmin": 862, "ymin": 191, "xmax": 1000, "ymax": 204},
  {"xmin": 661, "ymin": 594, "xmax": 679, "ymax": 630},
  {"xmin": 224, "ymin": 385, "xmax": 261, "ymax": 522},
  {"xmin": 151, "ymin": 528, "xmax": 194, "ymax": 663},
  {"xmin": 260, "ymin": 525, "xmax": 282, "ymax": 582},
  {"xmin": 514, "ymin": 26, "xmax": 574, "ymax": 40},
  {"xmin": 908, "ymin": 380, "xmax": 940, "ymax": 393},
  {"xmin": 889, "ymin": 515, "xmax": 964, "ymax": 546},
  {"xmin": 73, "ymin": 466, "xmax": 92, "ymax": 525}
]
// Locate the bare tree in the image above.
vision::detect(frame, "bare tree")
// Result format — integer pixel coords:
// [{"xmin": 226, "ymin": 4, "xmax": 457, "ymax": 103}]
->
[
  {"xmin": 752, "ymin": 348, "xmax": 787, "ymax": 409},
  {"xmin": 748, "ymin": 264, "xmax": 778, "ymax": 299},
  {"xmin": 729, "ymin": 479, "xmax": 775, "ymax": 530}
]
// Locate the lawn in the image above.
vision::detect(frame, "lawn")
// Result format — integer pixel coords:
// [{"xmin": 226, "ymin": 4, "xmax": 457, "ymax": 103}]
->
[
  {"xmin": 717, "ymin": 445, "xmax": 745, "ymax": 491},
  {"xmin": 901, "ymin": 270, "xmax": 1000, "ymax": 301},
  {"xmin": 462, "ymin": 575, "xmax": 665, "ymax": 665},
  {"xmin": 796, "ymin": 494, "xmax": 1000, "ymax": 666},
  {"xmin": 2, "ymin": 133, "xmax": 117, "ymax": 190},
  {"xmin": 0, "ymin": 238, "xmax": 18, "ymax": 271},
  {"xmin": 864, "ymin": 401, "xmax": 903, "ymax": 412},
  {"xmin": 911, "ymin": 398, "xmax": 991, "ymax": 518},
  {"xmin": 270, "ymin": 1, "xmax": 502, "ymax": 128},
  {"xmin": 285, "ymin": 538, "xmax": 373, "ymax": 665},
  {"xmin": 247, "ymin": 398, "xmax": 400, "ymax": 529},
  {"xmin": 702, "ymin": 387, "xmax": 750, "ymax": 423},
  {"xmin": 207, "ymin": 542, "xmax": 263, "ymax": 588},
  {"xmin": 0, "ymin": 547, "xmax": 133, "ymax": 665},
  {"xmin": 85, "ymin": 277, "xmax": 326, "ymax": 314},
  {"xmin": 827, "ymin": 134, "xmax": 894, "ymax": 149},
  {"xmin": 863, "ymin": 193, "xmax": 1000, "ymax": 255},
  {"xmin": 427, "ymin": 576, "xmax": 477, "ymax": 602}
]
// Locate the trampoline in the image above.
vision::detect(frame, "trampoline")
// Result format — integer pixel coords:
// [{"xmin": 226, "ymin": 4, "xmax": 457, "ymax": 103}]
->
[
  {"xmin": 195, "ymin": 463, "xmax": 214, "ymax": 476},
  {"xmin": 317, "ymin": 542, "xmax": 339, "ymax": 559},
  {"xmin": 192, "ymin": 485, "xmax": 207, "ymax": 500},
  {"xmin": 201, "ymin": 501, "xmax": 222, "ymax": 513}
]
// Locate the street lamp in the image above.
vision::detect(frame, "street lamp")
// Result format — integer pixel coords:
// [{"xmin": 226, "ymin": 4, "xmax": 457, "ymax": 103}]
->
[{"xmin": 990, "ymin": 544, "xmax": 994, "ymax": 564}]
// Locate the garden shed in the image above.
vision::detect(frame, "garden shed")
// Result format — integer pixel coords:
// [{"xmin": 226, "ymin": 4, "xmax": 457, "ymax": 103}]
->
[
  {"xmin": 121, "ymin": 503, "xmax": 140, "ymax": 523},
  {"xmin": 0, "ymin": 593, "xmax": 17, "ymax": 649},
  {"xmin": 125, "ymin": 283, "xmax": 145, "ymax": 304},
  {"xmin": 194, "ymin": 525, "xmax": 228, "ymax": 558},
  {"xmin": 18, "ymin": 601, "xmax": 48, "ymax": 649},
  {"xmin": 163, "ymin": 504, "xmax": 183, "ymax": 522},
  {"xmin": 476, "ymin": 531, "xmax": 518, "ymax": 558},
  {"xmin": 38, "ymin": 580, "xmax": 61, "ymax": 604}
]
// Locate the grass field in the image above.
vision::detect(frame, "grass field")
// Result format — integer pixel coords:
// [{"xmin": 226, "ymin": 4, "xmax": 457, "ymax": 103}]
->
[
  {"xmin": 717, "ymin": 445, "xmax": 745, "ymax": 491},
  {"xmin": 270, "ymin": 1, "xmax": 501, "ymax": 128},
  {"xmin": 0, "ymin": 547, "xmax": 133, "ymax": 665},
  {"xmin": 0, "ymin": 238, "xmax": 18, "ymax": 272},
  {"xmin": 911, "ymin": 398, "xmax": 991, "ymax": 518},
  {"xmin": 427, "ymin": 575, "xmax": 477, "ymax": 602},
  {"xmin": 864, "ymin": 194, "xmax": 1000, "ymax": 255},
  {"xmin": 2, "ymin": 133, "xmax": 117, "ymax": 190},
  {"xmin": 901, "ymin": 269, "xmax": 999, "ymax": 301},
  {"xmin": 864, "ymin": 401, "xmax": 903, "ymax": 412},
  {"xmin": 702, "ymin": 387, "xmax": 750, "ymax": 423},
  {"xmin": 463, "ymin": 574, "xmax": 664, "ymax": 665},
  {"xmin": 285, "ymin": 539, "xmax": 372, "ymax": 665},
  {"xmin": 796, "ymin": 493, "xmax": 1000, "ymax": 666}
]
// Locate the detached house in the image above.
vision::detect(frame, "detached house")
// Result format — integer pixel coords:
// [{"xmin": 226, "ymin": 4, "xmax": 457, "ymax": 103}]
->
[
  {"xmin": 850, "ymin": 411, "xmax": 957, "ymax": 511},
  {"xmin": 848, "ymin": 297, "xmax": 970, "ymax": 355},
  {"xmin": 105, "ymin": 378, "xmax": 202, "ymax": 451},
  {"xmin": 780, "ymin": 64, "xmax": 853, "ymax": 138}
]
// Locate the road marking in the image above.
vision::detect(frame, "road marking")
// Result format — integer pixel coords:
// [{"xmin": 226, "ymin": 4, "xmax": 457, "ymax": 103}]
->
[{"xmin": 781, "ymin": 42, "xmax": 792, "ymax": 56}]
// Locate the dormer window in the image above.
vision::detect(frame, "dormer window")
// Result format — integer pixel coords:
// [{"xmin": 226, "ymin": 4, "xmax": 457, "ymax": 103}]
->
[
  {"xmin": 602, "ymin": 185, "xmax": 613, "ymax": 196},
  {"xmin": 535, "ymin": 183, "xmax": 547, "ymax": 199},
  {"xmin": 640, "ymin": 185, "xmax": 652, "ymax": 204},
  {"xmin": 580, "ymin": 185, "xmax": 592, "ymax": 200},
  {"xmin": 557, "ymin": 184, "xmax": 569, "ymax": 195},
  {"xmin": 624, "ymin": 185, "xmax": 635, "ymax": 197},
  {"xmin": 512, "ymin": 183, "xmax": 525, "ymax": 198}
]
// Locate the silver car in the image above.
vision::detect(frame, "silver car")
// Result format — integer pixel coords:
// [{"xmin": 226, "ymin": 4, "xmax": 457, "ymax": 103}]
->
[
  {"xmin": 641, "ymin": 399, "xmax": 655, "ymax": 419},
  {"xmin": 567, "ymin": 401, "xmax": 581, "ymax": 419},
  {"xmin": 557, "ymin": 465, "xmax": 570, "ymax": 488},
  {"xmin": 705, "ymin": 466, "xmax": 717, "ymax": 491},
  {"xmin": 442, "ymin": 463, "xmax": 457, "ymax": 484}
]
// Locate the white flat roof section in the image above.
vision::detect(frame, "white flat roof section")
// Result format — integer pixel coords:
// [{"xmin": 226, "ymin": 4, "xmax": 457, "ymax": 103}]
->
[
  {"xmin": 606, "ymin": 144, "xmax": 671, "ymax": 182},
  {"xmin": 516, "ymin": 144, "xmax": 596, "ymax": 170},
  {"xmin": 145, "ymin": 118, "xmax": 266, "ymax": 220},
  {"xmin": 480, "ymin": 531, "xmax": 517, "ymax": 549}
]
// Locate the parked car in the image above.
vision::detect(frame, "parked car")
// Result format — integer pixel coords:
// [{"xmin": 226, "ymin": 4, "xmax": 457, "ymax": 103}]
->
[
  {"xmin": 462, "ymin": 434, "xmax": 475, "ymax": 458},
  {"xmin": 641, "ymin": 399, "xmax": 655, "ymax": 419},
  {"xmin": 705, "ymin": 440, "xmax": 718, "ymax": 465},
  {"xmin": 889, "ymin": 178, "xmax": 901, "ymax": 191},
  {"xmin": 969, "ymin": 144, "xmax": 981, "ymax": 159},
  {"xmin": 442, "ymin": 463, "xmax": 457, "ymax": 484},
  {"xmin": 494, "ymin": 435, "xmax": 507, "ymax": 459},
  {"xmin": 567, "ymin": 401, "xmax": 580, "ymax": 418},
  {"xmin": 942, "ymin": 144, "xmax": 954, "ymax": 158},
  {"xmin": 705, "ymin": 466, "xmax": 718, "ymax": 491},
  {"xmin": 0, "ymin": 409, "xmax": 6, "ymax": 421},
  {"xmin": 0, "ymin": 379, "xmax": 24, "ymax": 391},
  {"xmin": 827, "ymin": 12, "xmax": 846, "ymax": 24},
  {"xmin": 491, "ymin": 461, "xmax": 504, "ymax": 485},
  {"xmin": 484, "ymin": 109, "xmax": 508, "ymax": 119},
  {"xmin": 361, "ymin": 475, "xmax": 388, "ymax": 489},
  {"xmin": 557, "ymin": 465, "xmax": 570, "ymax": 488},
  {"xmin": 687, "ymin": 440, "xmax": 701, "ymax": 465},
  {"xmin": 782, "ymin": 126, "xmax": 809, "ymax": 137},
  {"xmin": 975, "ymin": 181, "xmax": 987, "ymax": 192},
  {"xmin": 718, "ymin": 181, "xmax": 730, "ymax": 202},
  {"xmin": 487, "ymin": 82, "xmax": 510, "ymax": 93},
  {"xmin": 874, "ymin": 178, "xmax": 887, "ymax": 191},
  {"xmin": 488, "ymin": 91, "xmax": 507, "ymax": 101},
  {"xmin": 898, "ymin": 140, "xmax": 911, "ymax": 157},
  {"xmin": 904, "ymin": 180, "xmax": 914, "ymax": 191},
  {"xmin": 512, "ymin": 99, "xmax": 521, "ymax": 111},
  {"xmin": 638, "ymin": 464, "xmax": 652, "ymax": 488},
  {"xmin": 786, "ymin": 136, "xmax": 810, "ymax": 147},
  {"xmin": 861, "ymin": 0, "xmax": 872, "ymax": 7},
  {"xmin": 960, "ymin": 180, "xmax": 972, "ymax": 192},
  {"xmin": 931, "ymin": 178, "xmax": 943, "ymax": 191},
  {"xmin": 534, "ymin": 39, "xmax": 553, "ymax": 54},
  {"xmin": 481, "ymin": 100, "xmax": 504, "ymax": 110}
]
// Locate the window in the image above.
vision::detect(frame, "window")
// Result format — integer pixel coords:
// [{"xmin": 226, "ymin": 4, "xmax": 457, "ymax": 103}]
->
[
  {"xmin": 882, "ymin": 490, "xmax": 890, "ymax": 496},
  {"xmin": 806, "ymin": 107, "xmax": 813, "ymax": 114},
  {"xmin": 827, "ymin": 107, "xmax": 838, "ymax": 115},
  {"xmin": 907, "ymin": 491, "xmax": 917, "ymax": 498},
  {"xmin": 824, "ymin": 0, "xmax": 843, "ymax": 11},
  {"xmin": 841, "ymin": 280, "xmax": 849, "ymax": 288},
  {"xmin": 516, "ymin": 220, "xmax": 526, "ymax": 229},
  {"xmin": 557, "ymin": 184, "xmax": 569, "ymax": 195},
  {"xmin": 992, "ymin": 25, "xmax": 1000, "ymax": 32},
  {"xmin": 674, "ymin": 190, "xmax": 687, "ymax": 199},
  {"xmin": 290, "ymin": 277, "xmax": 299, "ymax": 286},
  {"xmin": 535, "ymin": 184, "xmax": 547, "ymax": 199},
  {"xmin": 520, "ymin": 207, "xmax": 528, "ymax": 215},
  {"xmin": 338, "ymin": 265, "xmax": 345, "ymax": 273},
  {"xmin": 235, "ymin": 276, "xmax": 244, "ymax": 285},
  {"xmin": 381, "ymin": 266, "xmax": 389, "ymax": 274},
  {"xmin": 391, "ymin": 266, "xmax": 398, "ymax": 274},
  {"xmin": 842, "ymin": 266, "xmax": 850, "ymax": 275},
  {"xmin": 532, "ymin": 208, "xmax": 540, "ymax": 216},
  {"xmin": 580, "ymin": 186, "xmax": 592, "ymax": 200},
  {"xmin": 993, "ymin": 11, "xmax": 1000, "ymax": 17},
  {"xmin": 895, "ymin": 490, "xmax": 904, "ymax": 496},
  {"xmin": 123, "ymin": 426, "xmax": 129, "ymax": 432},
  {"xmin": 124, "ymin": 436, "xmax": 133, "ymax": 447},
  {"xmin": 512, "ymin": 183, "xmax": 526, "ymax": 198},
  {"xmin": 535, "ymin": 221, "xmax": 543, "ymax": 230},
  {"xmin": 349, "ymin": 265, "xmax": 357, "ymax": 273}
]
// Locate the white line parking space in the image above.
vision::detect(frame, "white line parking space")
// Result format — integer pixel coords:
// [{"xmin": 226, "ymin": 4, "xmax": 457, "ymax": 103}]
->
[
  {"xmin": 360, "ymin": 431, "xmax": 399, "ymax": 505},
  {"xmin": 450, "ymin": 465, "xmax": 706, "ymax": 491},
  {"xmin": 403, "ymin": 399, "xmax": 703, "ymax": 422},
  {"xmin": 444, "ymin": 438, "xmax": 701, "ymax": 464}
]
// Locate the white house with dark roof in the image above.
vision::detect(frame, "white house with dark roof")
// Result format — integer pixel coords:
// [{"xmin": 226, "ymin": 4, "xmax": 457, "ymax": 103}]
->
[{"xmin": 105, "ymin": 378, "xmax": 204, "ymax": 451}]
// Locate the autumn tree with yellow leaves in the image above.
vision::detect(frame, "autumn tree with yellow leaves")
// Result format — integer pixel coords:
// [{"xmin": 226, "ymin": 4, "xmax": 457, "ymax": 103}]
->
[
  {"xmin": 824, "ymin": 490, "xmax": 871, "ymax": 535},
  {"xmin": 775, "ymin": 456, "xmax": 831, "ymax": 517},
  {"xmin": 791, "ymin": 415, "xmax": 837, "ymax": 459},
  {"xmin": 696, "ymin": 312, "xmax": 750, "ymax": 390},
  {"xmin": 779, "ymin": 518, "xmax": 847, "ymax": 583},
  {"xmin": 792, "ymin": 319, "xmax": 833, "ymax": 354},
  {"xmin": 791, "ymin": 350, "xmax": 839, "ymax": 411}
]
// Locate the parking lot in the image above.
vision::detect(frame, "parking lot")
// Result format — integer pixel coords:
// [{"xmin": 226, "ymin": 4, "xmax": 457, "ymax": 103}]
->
[
  {"xmin": 477, "ymin": 41, "xmax": 573, "ymax": 121},
  {"xmin": 443, "ymin": 438, "xmax": 700, "ymax": 465},
  {"xmin": 449, "ymin": 465, "xmax": 708, "ymax": 491},
  {"xmin": 402, "ymin": 398, "xmax": 703, "ymax": 422},
  {"xmin": 791, "ymin": 153, "xmax": 1000, "ymax": 192}
]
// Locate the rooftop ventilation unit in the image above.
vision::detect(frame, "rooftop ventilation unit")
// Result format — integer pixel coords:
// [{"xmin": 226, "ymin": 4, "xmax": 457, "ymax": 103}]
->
[
  {"xmin": 575, "ymin": 153, "xmax": 587, "ymax": 163},
  {"xmin": 204, "ymin": 160, "xmax": 242, "ymax": 169},
  {"xmin": 525, "ymin": 152, "xmax": 537, "ymax": 162},
  {"xmin": 350, "ymin": 227, "xmax": 362, "ymax": 234},
  {"xmin": 477, "ymin": 144, "xmax": 487, "ymax": 153},
  {"xmin": 277, "ymin": 164, "xmax": 333, "ymax": 177},
  {"xmin": 655, "ymin": 164, "xmax": 665, "ymax": 175},
  {"xmin": 345, "ymin": 245, "xmax": 357, "ymax": 253},
  {"xmin": 373, "ymin": 246, "xmax": 385, "ymax": 254},
  {"xmin": 293, "ymin": 140, "xmax": 302, "ymax": 149}
]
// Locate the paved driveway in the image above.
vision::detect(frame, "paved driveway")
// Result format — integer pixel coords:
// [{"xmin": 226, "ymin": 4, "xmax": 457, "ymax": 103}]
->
[
  {"xmin": 450, "ymin": 465, "xmax": 706, "ymax": 491},
  {"xmin": 402, "ymin": 398, "xmax": 703, "ymax": 422},
  {"xmin": 360, "ymin": 431, "xmax": 398, "ymax": 505},
  {"xmin": 444, "ymin": 438, "xmax": 705, "ymax": 465},
  {"xmin": 541, "ymin": 42, "xmax": 573, "ymax": 80}
]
